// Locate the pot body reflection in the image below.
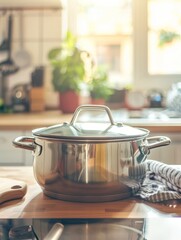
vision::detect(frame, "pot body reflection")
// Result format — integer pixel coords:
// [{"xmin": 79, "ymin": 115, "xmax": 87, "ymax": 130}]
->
[{"xmin": 33, "ymin": 138, "xmax": 147, "ymax": 202}]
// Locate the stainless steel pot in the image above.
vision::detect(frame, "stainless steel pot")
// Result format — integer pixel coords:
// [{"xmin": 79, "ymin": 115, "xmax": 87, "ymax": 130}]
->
[{"xmin": 13, "ymin": 105, "xmax": 171, "ymax": 202}]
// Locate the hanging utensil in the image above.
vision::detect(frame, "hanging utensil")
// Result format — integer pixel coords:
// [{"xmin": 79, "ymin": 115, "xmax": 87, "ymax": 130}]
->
[
  {"xmin": 0, "ymin": 14, "xmax": 19, "ymax": 75},
  {"xmin": 0, "ymin": 12, "xmax": 9, "ymax": 51},
  {"xmin": 13, "ymin": 11, "xmax": 31, "ymax": 68}
]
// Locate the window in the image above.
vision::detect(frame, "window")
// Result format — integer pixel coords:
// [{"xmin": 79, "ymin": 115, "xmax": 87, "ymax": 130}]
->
[
  {"xmin": 76, "ymin": 0, "xmax": 133, "ymax": 89},
  {"xmin": 66, "ymin": 0, "xmax": 181, "ymax": 90},
  {"xmin": 148, "ymin": 0, "xmax": 181, "ymax": 75}
]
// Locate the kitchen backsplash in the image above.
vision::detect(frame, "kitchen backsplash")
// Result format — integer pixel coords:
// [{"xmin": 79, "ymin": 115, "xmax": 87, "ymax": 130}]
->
[{"xmin": 0, "ymin": 7, "xmax": 63, "ymax": 109}]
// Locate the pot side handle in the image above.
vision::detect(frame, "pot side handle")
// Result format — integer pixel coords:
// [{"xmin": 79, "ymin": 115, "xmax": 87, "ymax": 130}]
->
[
  {"xmin": 13, "ymin": 136, "xmax": 36, "ymax": 151},
  {"xmin": 146, "ymin": 136, "xmax": 171, "ymax": 150}
]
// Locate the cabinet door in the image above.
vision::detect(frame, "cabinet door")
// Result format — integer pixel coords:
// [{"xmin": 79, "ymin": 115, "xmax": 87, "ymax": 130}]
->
[
  {"xmin": 0, "ymin": 131, "xmax": 24, "ymax": 166},
  {"xmin": 148, "ymin": 133, "xmax": 181, "ymax": 165},
  {"xmin": 160, "ymin": 143, "xmax": 176, "ymax": 164},
  {"xmin": 23, "ymin": 130, "xmax": 34, "ymax": 166},
  {"xmin": 148, "ymin": 147, "xmax": 161, "ymax": 162},
  {"xmin": 160, "ymin": 134, "xmax": 181, "ymax": 165},
  {"xmin": 174, "ymin": 143, "xmax": 181, "ymax": 165}
]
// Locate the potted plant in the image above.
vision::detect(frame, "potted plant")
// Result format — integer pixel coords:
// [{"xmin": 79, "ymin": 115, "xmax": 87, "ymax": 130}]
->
[
  {"xmin": 88, "ymin": 66, "xmax": 113, "ymax": 104},
  {"xmin": 158, "ymin": 29, "xmax": 180, "ymax": 47},
  {"xmin": 48, "ymin": 31, "xmax": 90, "ymax": 113}
]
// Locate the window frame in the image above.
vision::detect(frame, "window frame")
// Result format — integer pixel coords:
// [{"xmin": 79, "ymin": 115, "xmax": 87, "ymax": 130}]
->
[
  {"xmin": 66, "ymin": 0, "xmax": 181, "ymax": 91},
  {"xmin": 133, "ymin": 0, "xmax": 181, "ymax": 91}
]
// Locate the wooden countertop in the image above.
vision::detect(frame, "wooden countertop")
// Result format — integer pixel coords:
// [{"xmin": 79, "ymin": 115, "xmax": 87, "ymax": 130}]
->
[
  {"xmin": 0, "ymin": 166, "xmax": 181, "ymax": 219},
  {"xmin": 0, "ymin": 111, "xmax": 73, "ymax": 131},
  {"xmin": 0, "ymin": 110, "xmax": 181, "ymax": 132}
]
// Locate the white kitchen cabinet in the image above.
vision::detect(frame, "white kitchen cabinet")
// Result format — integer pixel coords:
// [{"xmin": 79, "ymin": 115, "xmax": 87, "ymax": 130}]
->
[
  {"xmin": 0, "ymin": 130, "xmax": 34, "ymax": 166},
  {"xmin": 0, "ymin": 130, "xmax": 24, "ymax": 166},
  {"xmin": 23, "ymin": 130, "xmax": 34, "ymax": 166},
  {"xmin": 148, "ymin": 133, "xmax": 181, "ymax": 165}
]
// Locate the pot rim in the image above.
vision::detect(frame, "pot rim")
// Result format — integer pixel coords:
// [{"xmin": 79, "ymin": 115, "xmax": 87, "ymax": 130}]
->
[
  {"xmin": 32, "ymin": 126, "xmax": 150, "ymax": 143},
  {"xmin": 32, "ymin": 105, "xmax": 150, "ymax": 142}
]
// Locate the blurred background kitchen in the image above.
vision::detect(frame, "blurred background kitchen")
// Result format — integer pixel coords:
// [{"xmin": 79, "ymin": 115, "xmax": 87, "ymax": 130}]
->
[
  {"xmin": 0, "ymin": 0, "xmax": 64, "ymax": 111},
  {"xmin": 0, "ymin": 0, "xmax": 181, "ymax": 111},
  {"xmin": 0, "ymin": 0, "xmax": 181, "ymax": 166}
]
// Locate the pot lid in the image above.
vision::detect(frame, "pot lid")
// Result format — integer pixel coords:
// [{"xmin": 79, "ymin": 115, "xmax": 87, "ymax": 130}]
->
[{"xmin": 32, "ymin": 105, "xmax": 149, "ymax": 142}]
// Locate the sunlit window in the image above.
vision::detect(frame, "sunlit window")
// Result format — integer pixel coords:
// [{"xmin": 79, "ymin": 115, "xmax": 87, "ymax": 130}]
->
[
  {"xmin": 67, "ymin": 0, "xmax": 181, "ymax": 90},
  {"xmin": 148, "ymin": 0, "xmax": 181, "ymax": 75},
  {"xmin": 76, "ymin": 0, "xmax": 133, "ymax": 89}
]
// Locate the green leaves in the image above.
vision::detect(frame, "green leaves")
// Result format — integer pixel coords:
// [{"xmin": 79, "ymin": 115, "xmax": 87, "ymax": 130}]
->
[
  {"xmin": 48, "ymin": 32, "xmax": 87, "ymax": 93},
  {"xmin": 158, "ymin": 29, "xmax": 180, "ymax": 47},
  {"xmin": 48, "ymin": 31, "xmax": 113, "ymax": 99},
  {"xmin": 89, "ymin": 67, "xmax": 113, "ymax": 100},
  {"xmin": 48, "ymin": 48, "xmax": 61, "ymax": 60}
]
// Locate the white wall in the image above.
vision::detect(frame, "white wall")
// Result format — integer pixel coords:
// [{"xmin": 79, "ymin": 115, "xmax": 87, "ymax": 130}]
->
[{"xmin": 0, "ymin": 2, "xmax": 64, "ymax": 108}]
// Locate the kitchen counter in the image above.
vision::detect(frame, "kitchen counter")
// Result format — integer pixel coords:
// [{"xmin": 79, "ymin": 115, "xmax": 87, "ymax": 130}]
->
[
  {"xmin": 0, "ymin": 166, "xmax": 181, "ymax": 219},
  {"xmin": 0, "ymin": 109, "xmax": 181, "ymax": 132},
  {"xmin": 0, "ymin": 111, "xmax": 73, "ymax": 131}
]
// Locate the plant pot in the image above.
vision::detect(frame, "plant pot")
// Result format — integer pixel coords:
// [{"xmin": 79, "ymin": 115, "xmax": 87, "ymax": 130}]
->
[{"xmin": 59, "ymin": 91, "xmax": 80, "ymax": 113}]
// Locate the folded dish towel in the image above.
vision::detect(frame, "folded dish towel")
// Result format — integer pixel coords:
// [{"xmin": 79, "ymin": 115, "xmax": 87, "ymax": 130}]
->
[{"xmin": 135, "ymin": 160, "xmax": 181, "ymax": 202}]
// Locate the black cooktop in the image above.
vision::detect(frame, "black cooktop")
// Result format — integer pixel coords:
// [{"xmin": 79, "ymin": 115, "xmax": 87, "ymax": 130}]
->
[{"xmin": 2, "ymin": 218, "xmax": 181, "ymax": 240}]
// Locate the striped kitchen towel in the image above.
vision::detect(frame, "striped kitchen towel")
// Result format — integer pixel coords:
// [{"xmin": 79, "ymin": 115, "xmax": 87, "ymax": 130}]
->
[{"xmin": 135, "ymin": 160, "xmax": 181, "ymax": 202}]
